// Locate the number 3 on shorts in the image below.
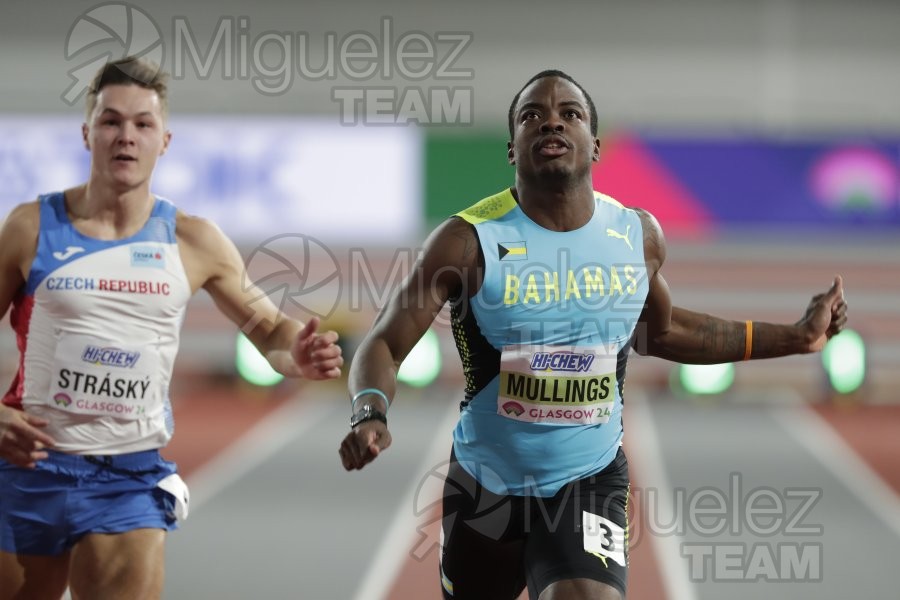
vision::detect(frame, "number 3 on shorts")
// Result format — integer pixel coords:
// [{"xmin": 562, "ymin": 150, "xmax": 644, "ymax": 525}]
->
[{"xmin": 582, "ymin": 511, "xmax": 626, "ymax": 567}]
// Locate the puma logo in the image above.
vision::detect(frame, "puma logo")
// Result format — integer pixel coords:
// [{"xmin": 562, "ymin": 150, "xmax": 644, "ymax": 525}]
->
[
  {"xmin": 52, "ymin": 246, "xmax": 85, "ymax": 261},
  {"xmin": 605, "ymin": 226, "xmax": 633, "ymax": 251}
]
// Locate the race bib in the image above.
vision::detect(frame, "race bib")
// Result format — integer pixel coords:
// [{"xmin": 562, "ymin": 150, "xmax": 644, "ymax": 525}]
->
[
  {"xmin": 47, "ymin": 333, "xmax": 160, "ymax": 420},
  {"xmin": 583, "ymin": 511, "xmax": 627, "ymax": 567},
  {"xmin": 497, "ymin": 344, "xmax": 617, "ymax": 425}
]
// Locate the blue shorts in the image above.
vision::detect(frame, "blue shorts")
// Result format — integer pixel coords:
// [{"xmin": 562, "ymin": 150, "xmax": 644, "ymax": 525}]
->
[{"xmin": 0, "ymin": 449, "xmax": 180, "ymax": 556}]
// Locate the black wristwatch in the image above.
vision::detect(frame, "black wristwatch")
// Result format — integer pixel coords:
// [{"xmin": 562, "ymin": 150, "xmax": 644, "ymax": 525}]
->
[{"xmin": 350, "ymin": 404, "xmax": 388, "ymax": 428}]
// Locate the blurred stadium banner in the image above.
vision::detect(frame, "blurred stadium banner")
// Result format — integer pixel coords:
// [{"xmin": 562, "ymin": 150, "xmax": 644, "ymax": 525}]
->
[{"xmin": 1, "ymin": 118, "xmax": 897, "ymax": 244}]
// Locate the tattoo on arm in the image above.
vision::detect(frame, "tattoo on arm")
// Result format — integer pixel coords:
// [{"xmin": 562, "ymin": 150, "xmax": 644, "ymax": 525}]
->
[
  {"xmin": 452, "ymin": 230, "xmax": 476, "ymax": 261},
  {"xmin": 696, "ymin": 316, "xmax": 744, "ymax": 359}
]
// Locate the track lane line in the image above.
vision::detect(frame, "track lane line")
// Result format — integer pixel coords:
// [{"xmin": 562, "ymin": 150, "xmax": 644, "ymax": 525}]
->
[
  {"xmin": 185, "ymin": 396, "xmax": 337, "ymax": 513},
  {"xmin": 351, "ymin": 401, "xmax": 460, "ymax": 600},
  {"xmin": 626, "ymin": 392, "xmax": 698, "ymax": 600},
  {"xmin": 772, "ymin": 399, "xmax": 900, "ymax": 541}
]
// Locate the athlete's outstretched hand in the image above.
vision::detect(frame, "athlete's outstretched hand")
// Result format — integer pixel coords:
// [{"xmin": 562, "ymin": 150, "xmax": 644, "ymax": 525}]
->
[
  {"xmin": 290, "ymin": 317, "xmax": 344, "ymax": 380},
  {"xmin": 339, "ymin": 421, "xmax": 392, "ymax": 471},
  {"xmin": 0, "ymin": 405, "xmax": 56, "ymax": 468},
  {"xmin": 796, "ymin": 276, "xmax": 848, "ymax": 352}
]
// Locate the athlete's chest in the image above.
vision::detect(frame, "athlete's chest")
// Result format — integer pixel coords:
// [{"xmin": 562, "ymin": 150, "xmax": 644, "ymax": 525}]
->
[
  {"xmin": 33, "ymin": 241, "xmax": 191, "ymax": 321},
  {"xmin": 480, "ymin": 228, "xmax": 647, "ymax": 308},
  {"xmin": 471, "ymin": 220, "xmax": 650, "ymax": 347}
]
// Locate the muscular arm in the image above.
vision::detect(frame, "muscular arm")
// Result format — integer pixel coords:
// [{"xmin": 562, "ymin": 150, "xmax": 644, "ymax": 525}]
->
[
  {"xmin": 176, "ymin": 214, "xmax": 342, "ymax": 379},
  {"xmin": 633, "ymin": 209, "xmax": 847, "ymax": 363},
  {"xmin": 0, "ymin": 204, "xmax": 33, "ymax": 315},
  {"xmin": 0, "ymin": 203, "xmax": 57, "ymax": 465},
  {"xmin": 340, "ymin": 217, "xmax": 480, "ymax": 470}
]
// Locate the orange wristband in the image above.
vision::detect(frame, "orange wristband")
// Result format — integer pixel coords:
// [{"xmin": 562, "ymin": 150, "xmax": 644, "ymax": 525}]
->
[{"xmin": 743, "ymin": 320, "xmax": 753, "ymax": 361}]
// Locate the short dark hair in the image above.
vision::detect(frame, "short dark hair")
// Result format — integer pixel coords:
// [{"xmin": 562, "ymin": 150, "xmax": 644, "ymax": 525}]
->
[
  {"xmin": 85, "ymin": 56, "xmax": 169, "ymax": 120},
  {"xmin": 507, "ymin": 69, "xmax": 598, "ymax": 138}
]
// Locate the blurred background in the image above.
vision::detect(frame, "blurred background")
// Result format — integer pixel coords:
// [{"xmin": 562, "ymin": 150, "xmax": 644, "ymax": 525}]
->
[{"xmin": 1, "ymin": 1, "xmax": 899, "ymax": 598}]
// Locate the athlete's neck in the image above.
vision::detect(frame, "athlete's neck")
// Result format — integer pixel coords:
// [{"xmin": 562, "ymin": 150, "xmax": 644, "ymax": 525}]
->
[
  {"xmin": 511, "ymin": 179, "xmax": 595, "ymax": 232},
  {"xmin": 65, "ymin": 183, "xmax": 155, "ymax": 240}
]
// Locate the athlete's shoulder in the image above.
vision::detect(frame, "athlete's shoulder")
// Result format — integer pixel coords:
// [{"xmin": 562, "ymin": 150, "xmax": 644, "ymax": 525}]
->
[
  {"xmin": 152, "ymin": 194, "xmax": 180, "ymax": 216},
  {"xmin": 593, "ymin": 191, "xmax": 640, "ymax": 215},
  {"xmin": 175, "ymin": 210, "xmax": 239, "ymax": 265},
  {"xmin": 628, "ymin": 206, "xmax": 663, "ymax": 237},
  {"xmin": 426, "ymin": 214, "xmax": 479, "ymax": 258},
  {"xmin": 0, "ymin": 200, "xmax": 41, "ymax": 282},
  {"xmin": 592, "ymin": 190, "xmax": 656, "ymax": 227},
  {"xmin": 2, "ymin": 199, "xmax": 41, "ymax": 228},
  {"xmin": 627, "ymin": 206, "xmax": 666, "ymax": 268},
  {"xmin": 175, "ymin": 210, "xmax": 227, "ymax": 245},
  {"xmin": 455, "ymin": 188, "xmax": 518, "ymax": 225},
  {"xmin": 0, "ymin": 200, "xmax": 41, "ymax": 246},
  {"xmin": 175, "ymin": 211, "xmax": 243, "ymax": 289}
]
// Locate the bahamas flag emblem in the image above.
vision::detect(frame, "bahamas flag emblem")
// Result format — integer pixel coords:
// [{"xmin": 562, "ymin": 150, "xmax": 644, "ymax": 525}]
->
[{"xmin": 498, "ymin": 241, "xmax": 527, "ymax": 261}]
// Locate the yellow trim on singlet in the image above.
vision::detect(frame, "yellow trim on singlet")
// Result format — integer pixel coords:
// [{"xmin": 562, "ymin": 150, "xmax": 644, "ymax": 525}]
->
[
  {"xmin": 455, "ymin": 188, "xmax": 518, "ymax": 224},
  {"xmin": 457, "ymin": 189, "xmax": 628, "ymax": 225},
  {"xmin": 595, "ymin": 191, "xmax": 626, "ymax": 209}
]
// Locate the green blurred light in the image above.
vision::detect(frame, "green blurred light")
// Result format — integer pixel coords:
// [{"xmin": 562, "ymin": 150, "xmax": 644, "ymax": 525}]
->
[
  {"xmin": 398, "ymin": 328, "xmax": 442, "ymax": 388},
  {"xmin": 821, "ymin": 329, "xmax": 866, "ymax": 394},
  {"xmin": 677, "ymin": 363, "xmax": 735, "ymax": 395},
  {"xmin": 235, "ymin": 333, "xmax": 284, "ymax": 387}
]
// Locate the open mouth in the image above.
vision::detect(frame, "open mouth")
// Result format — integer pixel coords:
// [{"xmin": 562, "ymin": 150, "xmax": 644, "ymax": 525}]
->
[
  {"xmin": 114, "ymin": 154, "xmax": 137, "ymax": 162},
  {"xmin": 537, "ymin": 136, "xmax": 570, "ymax": 157}
]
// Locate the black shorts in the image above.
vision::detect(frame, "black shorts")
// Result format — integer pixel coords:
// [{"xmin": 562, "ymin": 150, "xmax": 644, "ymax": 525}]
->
[{"xmin": 439, "ymin": 447, "xmax": 629, "ymax": 600}]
